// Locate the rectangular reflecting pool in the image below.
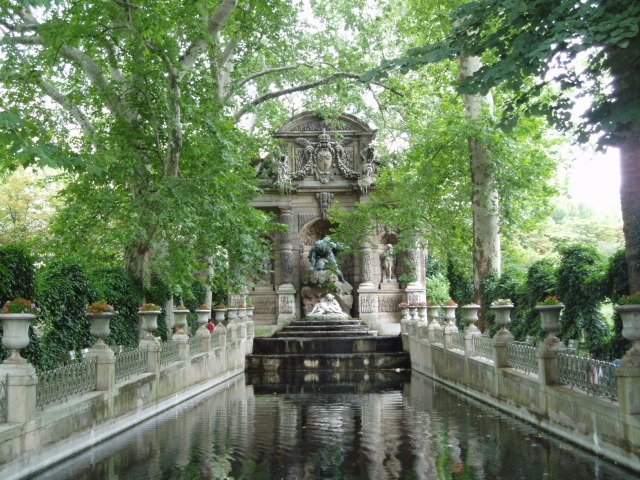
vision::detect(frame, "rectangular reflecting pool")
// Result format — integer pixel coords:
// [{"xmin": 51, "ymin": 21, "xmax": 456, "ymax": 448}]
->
[{"xmin": 28, "ymin": 371, "xmax": 638, "ymax": 479}]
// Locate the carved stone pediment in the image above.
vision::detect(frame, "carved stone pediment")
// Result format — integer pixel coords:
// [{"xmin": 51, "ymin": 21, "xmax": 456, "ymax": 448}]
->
[{"xmin": 273, "ymin": 112, "xmax": 380, "ymax": 192}]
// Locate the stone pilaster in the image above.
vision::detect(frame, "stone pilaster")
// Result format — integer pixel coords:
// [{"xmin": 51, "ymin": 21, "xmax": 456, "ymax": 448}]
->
[
  {"xmin": 0, "ymin": 362, "xmax": 37, "ymax": 423},
  {"xmin": 277, "ymin": 283, "xmax": 296, "ymax": 326}
]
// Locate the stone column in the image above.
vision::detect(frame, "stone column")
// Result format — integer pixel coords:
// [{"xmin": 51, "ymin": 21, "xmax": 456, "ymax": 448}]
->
[
  {"xmin": 0, "ymin": 362, "xmax": 37, "ymax": 423},
  {"xmin": 277, "ymin": 208, "xmax": 297, "ymax": 326},
  {"xmin": 443, "ymin": 305, "xmax": 458, "ymax": 350},
  {"xmin": 427, "ymin": 305, "xmax": 442, "ymax": 343},
  {"xmin": 146, "ymin": 343, "xmax": 161, "ymax": 374},
  {"xmin": 461, "ymin": 304, "xmax": 481, "ymax": 356},
  {"xmin": 492, "ymin": 304, "xmax": 514, "ymax": 368},
  {"xmin": 93, "ymin": 349, "xmax": 115, "ymax": 391},
  {"xmin": 614, "ymin": 305, "xmax": 640, "ymax": 415},
  {"xmin": 358, "ymin": 242, "xmax": 378, "ymax": 329}
]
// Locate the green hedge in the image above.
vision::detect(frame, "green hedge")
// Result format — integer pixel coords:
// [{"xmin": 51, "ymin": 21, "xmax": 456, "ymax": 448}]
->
[
  {"xmin": 557, "ymin": 244, "xmax": 609, "ymax": 356},
  {"xmin": 89, "ymin": 266, "xmax": 142, "ymax": 348},
  {"xmin": 0, "ymin": 245, "xmax": 36, "ymax": 362},
  {"xmin": 0, "ymin": 245, "xmax": 35, "ymax": 302},
  {"xmin": 33, "ymin": 259, "xmax": 96, "ymax": 369}
]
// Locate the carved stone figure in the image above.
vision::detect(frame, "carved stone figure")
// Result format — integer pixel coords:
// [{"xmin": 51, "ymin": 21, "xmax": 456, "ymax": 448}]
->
[
  {"xmin": 381, "ymin": 244, "xmax": 395, "ymax": 281},
  {"xmin": 307, "ymin": 294, "xmax": 348, "ymax": 318},
  {"xmin": 358, "ymin": 144, "xmax": 381, "ymax": 193},
  {"xmin": 316, "ymin": 192, "xmax": 335, "ymax": 221},
  {"xmin": 308, "ymin": 236, "xmax": 347, "ymax": 282}
]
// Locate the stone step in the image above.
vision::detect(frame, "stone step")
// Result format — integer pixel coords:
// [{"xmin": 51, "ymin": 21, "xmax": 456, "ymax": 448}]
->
[
  {"xmin": 246, "ymin": 352, "xmax": 410, "ymax": 372},
  {"xmin": 281, "ymin": 324, "xmax": 366, "ymax": 332},
  {"xmin": 252, "ymin": 335, "xmax": 403, "ymax": 355},
  {"xmin": 287, "ymin": 319, "xmax": 364, "ymax": 327},
  {"xmin": 275, "ymin": 330, "xmax": 375, "ymax": 338},
  {"xmin": 247, "ymin": 369, "xmax": 411, "ymax": 394}
]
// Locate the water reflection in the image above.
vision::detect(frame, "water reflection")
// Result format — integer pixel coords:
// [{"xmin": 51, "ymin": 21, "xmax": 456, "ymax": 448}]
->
[{"xmin": 30, "ymin": 372, "xmax": 637, "ymax": 480}]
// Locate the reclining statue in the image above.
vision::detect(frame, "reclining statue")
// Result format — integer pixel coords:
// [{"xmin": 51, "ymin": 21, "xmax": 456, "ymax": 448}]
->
[{"xmin": 307, "ymin": 294, "xmax": 348, "ymax": 318}]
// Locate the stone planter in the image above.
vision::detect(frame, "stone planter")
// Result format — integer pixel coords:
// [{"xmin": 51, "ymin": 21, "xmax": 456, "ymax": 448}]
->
[
  {"xmin": 173, "ymin": 309, "xmax": 189, "ymax": 333},
  {"xmin": 442, "ymin": 305, "xmax": 458, "ymax": 333},
  {"xmin": 409, "ymin": 306, "xmax": 418, "ymax": 322},
  {"xmin": 461, "ymin": 304, "xmax": 481, "ymax": 335},
  {"xmin": 213, "ymin": 309, "xmax": 226, "ymax": 323},
  {"xmin": 227, "ymin": 307, "xmax": 239, "ymax": 324},
  {"xmin": 491, "ymin": 304, "xmax": 514, "ymax": 342},
  {"xmin": 88, "ymin": 312, "xmax": 114, "ymax": 349},
  {"xmin": 614, "ymin": 304, "xmax": 640, "ymax": 365},
  {"xmin": 399, "ymin": 307, "xmax": 409, "ymax": 322},
  {"xmin": 535, "ymin": 304, "xmax": 565, "ymax": 351},
  {"xmin": 237, "ymin": 307, "xmax": 247, "ymax": 322},
  {"xmin": 195, "ymin": 309, "xmax": 210, "ymax": 337},
  {"xmin": 246, "ymin": 307, "xmax": 254, "ymax": 320},
  {"xmin": 0, "ymin": 313, "xmax": 36, "ymax": 363},
  {"xmin": 138, "ymin": 311, "xmax": 161, "ymax": 345}
]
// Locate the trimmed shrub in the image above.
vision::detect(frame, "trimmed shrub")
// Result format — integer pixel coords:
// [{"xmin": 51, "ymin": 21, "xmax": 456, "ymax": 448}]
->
[
  {"xmin": 482, "ymin": 269, "xmax": 526, "ymax": 336},
  {"xmin": 89, "ymin": 267, "xmax": 141, "ymax": 348},
  {"xmin": 0, "ymin": 245, "xmax": 36, "ymax": 362},
  {"xmin": 0, "ymin": 244, "xmax": 35, "ymax": 302},
  {"xmin": 557, "ymin": 244, "xmax": 610, "ymax": 357},
  {"xmin": 33, "ymin": 259, "xmax": 96, "ymax": 370},
  {"xmin": 601, "ymin": 248, "xmax": 630, "ymax": 358},
  {"xmin": 146, "ymin": 274, "xmax": 172, "ymax": 340},
  {"xmin": 511, "ymin": 259, "xmax": 558, "ymax": 341}
]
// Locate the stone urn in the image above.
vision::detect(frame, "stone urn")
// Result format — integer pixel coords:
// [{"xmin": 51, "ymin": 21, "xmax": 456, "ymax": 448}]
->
[
  {"xmin": 246, "ymin": 306, "xmax": 254, "ymax": 321},
  {"xmin": 173, "ymin": 309, "xmax": 190, "ymax": 335},
  {"xmin": 614, "ymin": 304, "xmax": 640, "ymax": 365},
  {"xmin": 491, "ymin": 303, "xmax": 515, "ymax": 342},
  {"xmin": 138, "ymin": 310, "xmax": 161, "ymax": 345},
  {"xmin": 0, "ymin": 313, "xmax": 36, "ymax": 363},
  {"xmin": 227, "ymin": 307, "xmax": 239, "ymax": 324},
  {"xmin": 237, "ymin": 307, "xmax": 247, "ymax": 322},
  {"xmin": 442, "ymin": 305, "xmax": 458, "ymax": 333},
  {"xmin": 195, "ymin": 309, "xmax": 211, "ymax": 337},
  {"xmin": 417, "ymin": 305, "xmax": 428, "ymax": 324},
  {"xmin": 213, "ymin": 308, "xmax": 226, "ymax": 323},
  {"xmin": 88, "ymin": 312, "xmax": 115, "ymax": 349},
  {"xmin": 461, "ymin": 304, "xmax": 481, "ymax": 335},
  {"xmin": 409, "ymin": 306, "xmax": 418, "ymax": 323},
  {"xmin": 535, "ymin": 304, "xmax": 565, "ymax": 350},
  {"xmin": 399, "ymin": 305, "xmax": 409, "ymax": 322}
]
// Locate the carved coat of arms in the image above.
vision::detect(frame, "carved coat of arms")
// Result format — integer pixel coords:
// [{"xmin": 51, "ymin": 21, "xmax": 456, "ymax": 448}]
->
[{"xmin": 293, "ymin": 129, "xmax": 358, "ymax": 183}]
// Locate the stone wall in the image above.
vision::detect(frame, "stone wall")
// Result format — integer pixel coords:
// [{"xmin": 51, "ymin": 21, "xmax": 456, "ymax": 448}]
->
[
  {"xmin": 0, "ymin": 329, "xmax": 248, "ymax": 479},
  {"xmin": 408, "ymin": 334, "xmax": 640, "ymax": 472}
]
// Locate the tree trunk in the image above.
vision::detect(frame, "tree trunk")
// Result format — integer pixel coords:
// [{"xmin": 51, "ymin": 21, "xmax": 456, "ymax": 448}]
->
[
  {"xmin": 124, "ymin": 241, "xmax": 150, "ymax": 296},
  {"xmin": 620, "ymin": 128, "xmax": 640, "ymax": 293},
  {"xmin": 460, "ymin": 55, "xmax": 501, "ymax": 303}
]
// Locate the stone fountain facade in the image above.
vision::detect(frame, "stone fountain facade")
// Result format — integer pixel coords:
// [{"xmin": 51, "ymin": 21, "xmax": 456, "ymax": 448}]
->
[{"xmin": 248, "ymin": 112, "xmax": 426, "ymax": 334}]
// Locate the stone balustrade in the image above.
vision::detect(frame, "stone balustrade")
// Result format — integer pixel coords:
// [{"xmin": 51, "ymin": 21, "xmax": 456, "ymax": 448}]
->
[
  {"xmin": 407, "ymin": 303, "xmax": 640, "ymax": 472},
  {"xmin": 0, "ymin": 314, "xmax": 249, "ymax": 476}
]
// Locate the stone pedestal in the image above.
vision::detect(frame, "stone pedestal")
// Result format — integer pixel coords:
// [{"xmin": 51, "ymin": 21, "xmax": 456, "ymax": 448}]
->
[
  {"xmin": 358, "ymin": 285, "xmax": 378, "ymax": 330},
  {"xmin": 145, "ymin": 343, "xmax": 161, "ymax": 374},
  {"xmin": 277, "ymin": 283, "xmax": 296, "ymax": 326},
  {"xmin": 91, "ymin": 346, "xmax": 115, "ymax": 391},
  {"xmin": 176, "ymin": 336, "xmax": 190, "ymax": 361},
  {"xmin": 0, "ymin": 362, "xmax": 37, "ymax": 423}
]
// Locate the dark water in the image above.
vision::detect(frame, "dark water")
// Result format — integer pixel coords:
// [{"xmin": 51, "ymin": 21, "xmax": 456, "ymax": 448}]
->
[{"xmin": 30, "ymin": 371, "xmax": 637, "ymax": 480}]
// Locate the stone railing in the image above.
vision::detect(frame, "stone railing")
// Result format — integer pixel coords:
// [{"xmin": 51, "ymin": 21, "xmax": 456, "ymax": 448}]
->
[
  {"xmin": 506, "ymin": 341, "xmax": 538, "ymax": 377},
  {"xmin": 36, "ymin": 357, "xmax": 97, "ymax": 409},
  {"xmin": 472, "ymin": 335, "xmax": 494, "ymax": 361},
  {"xmin": 115, "ymin": 347, "xmax": 147, "ymax": 382},
  {"xmin": 451, "ymin": 332, "xmax": 465, "ymax": 351},
  {"xmin": 0, "ymin": 313, "xmax": 249, "ymax": 476},
  {"xmin": 160, "ymin": 340, "xmax": 180, "ymax": 366},
  {"xmin": 189, "ymin": 334, "xmax": 203, "ymax": 355},
  {"xmin": 406, "ymin": 302, "xmax": 640, "ymax": 473},
  {"xmin": 557, "ymin": 351, "xmax": 618, "ymax": 401}
]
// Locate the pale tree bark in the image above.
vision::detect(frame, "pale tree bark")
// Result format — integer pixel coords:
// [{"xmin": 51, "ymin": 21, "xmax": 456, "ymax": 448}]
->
[
  {"xmin": 620, "ymin": 127, "xmax": 640, "ymax": 293},
  {"xmin": 460, "ymin": 54, "xmax": 501, "ymax": 303}
]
